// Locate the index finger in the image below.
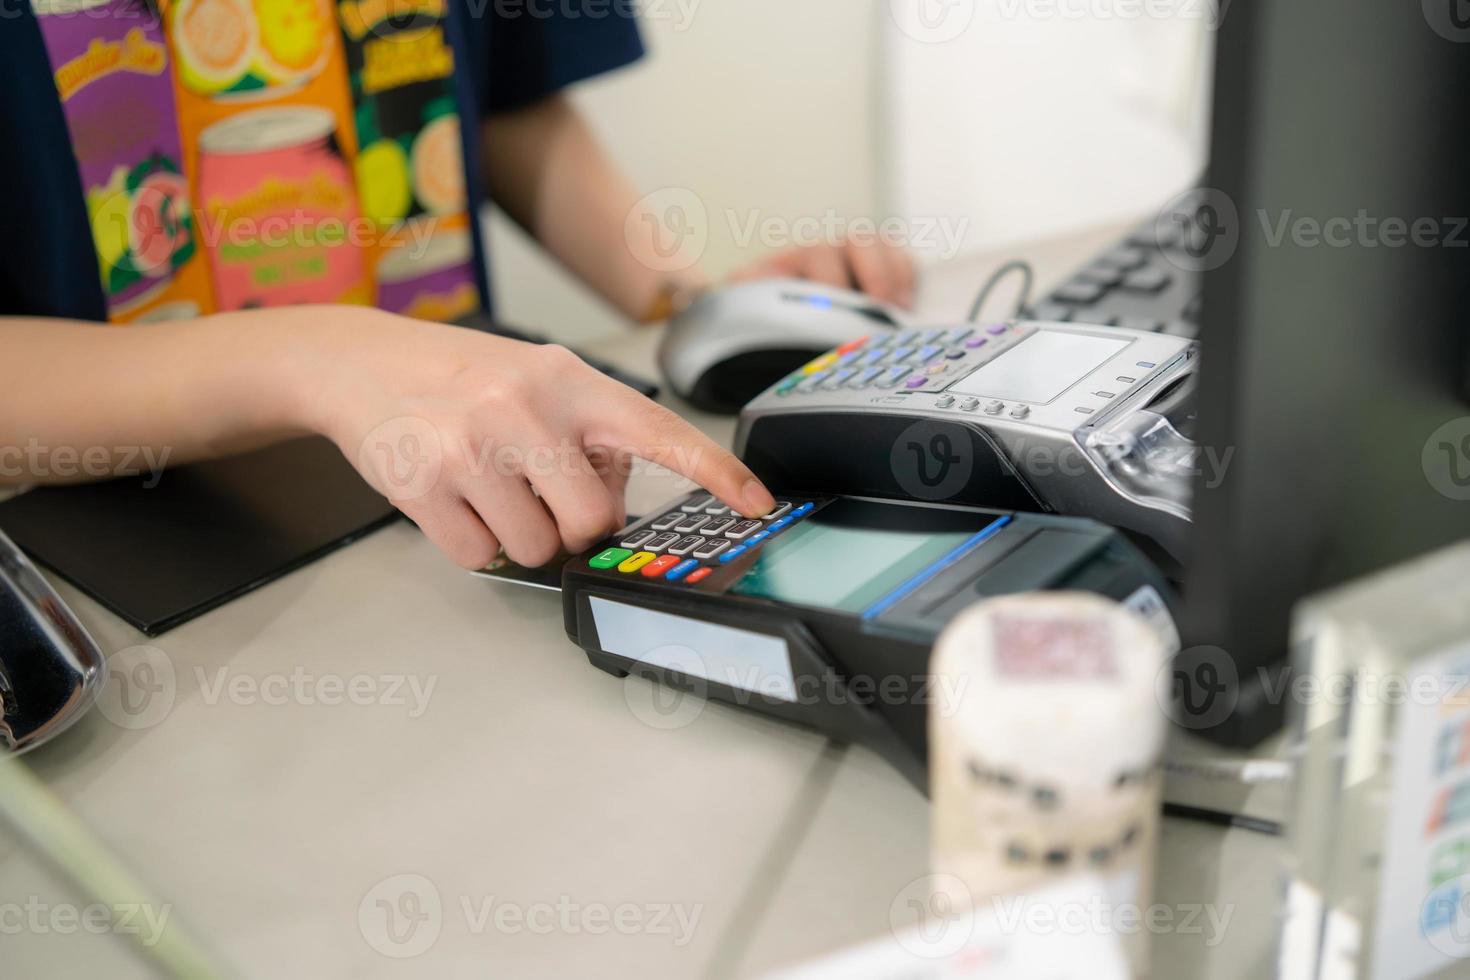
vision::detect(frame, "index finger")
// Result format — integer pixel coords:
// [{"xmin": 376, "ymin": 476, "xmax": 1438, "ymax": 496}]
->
[{"xmin": 585, "ymin": 392, "xmax": 777, "ymax": 519}]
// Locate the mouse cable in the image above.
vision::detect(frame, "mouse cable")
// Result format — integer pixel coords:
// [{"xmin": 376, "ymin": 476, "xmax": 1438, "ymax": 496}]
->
[
  {"xmin": 967, "ymin": 260, "xmax": 1035, "ymax": 323},
  {"xmin": 1162, "ymin": 802, "xmax": 1284, "ymax": 837}
]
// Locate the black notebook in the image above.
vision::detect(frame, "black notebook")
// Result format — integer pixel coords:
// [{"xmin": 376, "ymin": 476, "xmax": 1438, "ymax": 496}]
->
[{"xmin": 0, "ymin": 438, "xmax": 399, "ymax": 635}]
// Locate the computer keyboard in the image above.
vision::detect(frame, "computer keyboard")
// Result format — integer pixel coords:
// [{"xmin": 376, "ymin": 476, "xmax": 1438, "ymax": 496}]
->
[{"xmin": 1024, "ymin": 193, "xmax": 1205, "ymax": 339}]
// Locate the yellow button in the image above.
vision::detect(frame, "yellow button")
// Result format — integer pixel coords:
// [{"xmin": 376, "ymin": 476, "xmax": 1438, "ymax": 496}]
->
[
  {"xmin": 802, "ymin": 353, "xmax": 839, "ymax": 375},
  {"xmin": 618, "ymin": 552, "xmax": 658, "ymax": 574}
]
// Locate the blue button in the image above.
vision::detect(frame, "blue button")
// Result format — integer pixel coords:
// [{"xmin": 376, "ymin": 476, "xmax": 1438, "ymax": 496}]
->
[
  {"xmin": 861, "ymin": 348, "xmax": 889, "ymax": 365},
  {"xmin": 770, "ymin": 516, "xmax": 793, "ymax": 531},
  {"xmin": 888, "ymin": 346, "xmax": 914, "ymax": 363},
  {"xmin": 897, "ymin": 331, "xmax": 922, "ymax": 345},
  {"xmin": 879, "ymin": 366, "xmax": 911, "ymax": 387},
  {"xmin": 917, "ymin": 345, "xmax": 943, "ymax": 362},
  {"xmin": 665, "ymin": 559, "xmax": 701, "ymax": 581},
  {"xmin": 748, "ymin": 531, "xmax": 771, "ymax": 545},
  {"xmin": 837, "ymin": 351, "xmax": 863, "ymax": 367},
  {"xmin": 794, "ymin": 503, "xmax": 815, "ymax": 517},
  {"xmin": 850, "ymin": 366, "xmax": 885, "ymax": 389},
  {"xmin": 922, "ymin": 329, "xmax": 948, "ymax": 344},
  {"xmin": 719, "ymin": 546, "xmax": 748, "ymax": 564}
]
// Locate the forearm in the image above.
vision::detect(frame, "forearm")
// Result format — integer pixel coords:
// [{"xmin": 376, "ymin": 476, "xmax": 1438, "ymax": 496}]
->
[
  {"xmin": 0, "ymin": 309, "xmax": 339, "ymax": 486},
  {"xmin": 481, "ymin": 95, "xmax": 707, "ymax": 320}
]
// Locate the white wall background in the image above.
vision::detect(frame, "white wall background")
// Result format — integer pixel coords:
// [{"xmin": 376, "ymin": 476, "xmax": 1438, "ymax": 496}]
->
[{"xmin": 485, "ymin": 0, "xmax": 1211, "ymax": 345}]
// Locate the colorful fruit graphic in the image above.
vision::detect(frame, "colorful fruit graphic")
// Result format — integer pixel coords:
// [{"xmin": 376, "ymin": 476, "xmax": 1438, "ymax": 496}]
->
[
  {"xmin": 88, "ymin": 168, "xmax": 132, "ymax": 279},
  {"xmin": 252, "ymin": 0, "xmax": 333, "ymax": 86},
  {"xmin": 354, "ymin": 138, "xmax": 412, "ymax": 226},
  {"xmin": 84, "ymin": 158, "xmax": 195, "ymax": 300},
  {"xmin": 170, "ymin": 0, "xmax": 332, "ymax": 98},
  {"xmin": 172, "ymin": 0, "xmax": 256, "ymax": 95},
  {"xmin": 410, "ymin": 114, "xmax": 465, "ymax": 215},
  {"xmin": 129, "ymin": 170, "xmax": 192, "ymax": 277}
]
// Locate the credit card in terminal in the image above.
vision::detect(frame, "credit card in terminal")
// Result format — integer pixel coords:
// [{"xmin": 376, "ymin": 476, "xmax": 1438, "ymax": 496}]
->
[{"xmin": 474, "ymin": 553, "xmax": 570, "ymax": 593}]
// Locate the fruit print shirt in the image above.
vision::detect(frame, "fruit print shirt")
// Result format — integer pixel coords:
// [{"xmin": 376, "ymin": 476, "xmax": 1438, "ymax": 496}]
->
[{"xmin": 0, "ymin": 0, "xmax": 643, "ymax": 322}]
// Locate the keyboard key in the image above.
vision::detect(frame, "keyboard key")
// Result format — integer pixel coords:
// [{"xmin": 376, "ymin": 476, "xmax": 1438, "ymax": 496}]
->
[
  {"xmin": 704, "ymin": 503, "xmax": 730, "ymax": 516},
  {"xmin": 618, "ymin": 552, "xmax": 658, "ymax": 574},
  {"xmin": 877, "ymin": 367, "xmax": 911, "ymax": 388},
  {"xmin": 799, "ymin": 371, "xmax": 831, "ymax": 392},
  {"xmin": 668, "ymin": 536, "xmax": 705, "ymax": 556},
  {"xmin": 1120, "ymin": 268, "xmax": 1172, "ymax": 294},
  {"xmin": 769, "ymin": 516, "xmax": 794, "ymax": 531},
  {"xmin": 1077, "ymin": 266, "xmax": 1123, "ymax": 287},
  {"xmin": 686, "ymin": 567, "xmax": 714, "ymax": 585},
  {"xmin": 693, "ymin": 539, "xmax": 730, "ymax": 560},
  {"xmin": 674, "ymin": 514, "xmax": 710, "ymax": 533},
  {"xmin": 823, "ymin": 369, "xmax": 858, "ymax": 389},
  {"xmin": 896, "ymin": 330, "xmax": 922, "ymax": 345},
  {"xmin": 726, "ymin": 520, "xmax": 764, "ymax": 541},
  {"xmin": 793, "ymin": 503, "xmax": 816, "ymax": 517},
  {"xmin": 589, "ymin": 548, "xmax": 633, "ymax": 570},
  {"xmin": 763, "ymin": 502, "xmax": 793, "ymax": 520},
  {"xmin": 836, "ymin": 336, "xmax": 869, "ymax": 355},
  {"xmin": 642, "ymin": 554, "xmax": 681, "ymax": 577},
  {"xmin": 748, "ymin": 531, "xmax": 771, "ymax": 546},
  {"xmin": 801, "ymin": 353, "xmax": 839, "ymax": 375},
  {"xmin": 917, "ymin": 344, "xmax": 944, "ymax": 362},
  {"xmin": 1052, "ymin": 279, "xmax": 1109, "ymax": 304},
  {"xmin": 946, "ymin": 327, "xmax": 975, "ymax": 343},
  {"xmin": 905, "ymin": 375, "xmax": 930, "ymax": 390},
  {"xmin": 719, "ymin": 545, "xmax": 748, "ymax": 563},
  {"xmin": 861, "ymin": 348, "xmax": 889, "ymax": 366},
  {"xmin": 701, "ymin": 517, "xmax": 736, "ymax": 536},
  {"xmin": 645, "ymin": 532, "xmax": 681, "ymax": 552},
  {"xmin": 1096, "ymin": 246, "xmax": 1148, "ymax": 272},
  {"xmin": 621, "ymin": 529, "xmax": 655, "ymax": 549},
  {"xmin": 681, "ymin": 494, "xmax": 714, "ymax": 513},
  {"xmin": 850, "ymin": 366, "xmax": 885, "ymax": 389},
  {"xmin": 836, "ymin": 351, "xmax": 864, "ymax": 368},
  {"xmin": 650, "ymin": 512, "xmax": 682, "ymax": 531}
]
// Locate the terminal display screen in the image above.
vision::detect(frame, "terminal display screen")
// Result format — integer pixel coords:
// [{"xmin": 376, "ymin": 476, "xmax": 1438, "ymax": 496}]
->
[
  {"xmin": 731, "ymin": 499, "xmax": 1002, "ymax": 614},
  {"xmin": 949, "ymin": 331, "xmax": 1131, "ymax": 404}
]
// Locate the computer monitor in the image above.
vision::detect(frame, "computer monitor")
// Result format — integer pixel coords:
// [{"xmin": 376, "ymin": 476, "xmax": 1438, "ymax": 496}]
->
[{"xmin": 1179, "ymin": 0, "xmax": 1470, "ymax": 745}]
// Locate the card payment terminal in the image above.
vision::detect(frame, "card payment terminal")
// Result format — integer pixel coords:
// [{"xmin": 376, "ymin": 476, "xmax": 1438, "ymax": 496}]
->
[
  {"xmin": 734, "ymin": 321, "xmax": 1199, "ymax": 567},
  {"xmin": 562, "ymin": 491, "xmax": 1177, "ymax": 787}
]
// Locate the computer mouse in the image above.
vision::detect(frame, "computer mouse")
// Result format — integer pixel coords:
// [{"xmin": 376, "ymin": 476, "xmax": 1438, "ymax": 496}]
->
[{"xmin": 658, "ymin": 279, "xmax": 909, "ymax": 413}]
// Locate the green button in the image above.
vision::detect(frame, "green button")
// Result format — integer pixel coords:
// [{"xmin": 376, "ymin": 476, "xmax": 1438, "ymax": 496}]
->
[
  {"xmin": 776, "ymin": 376, "xmax": 802, "ymax": 396},
  {"xmin": 589, "ymin": 548, "xmax": 634, "ymax": 570}
]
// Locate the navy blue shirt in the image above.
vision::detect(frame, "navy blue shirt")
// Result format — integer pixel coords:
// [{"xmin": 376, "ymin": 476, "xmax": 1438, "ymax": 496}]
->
[{"xmin": 0, "ymin": 0, "xmax": 643, "ymax": 320}]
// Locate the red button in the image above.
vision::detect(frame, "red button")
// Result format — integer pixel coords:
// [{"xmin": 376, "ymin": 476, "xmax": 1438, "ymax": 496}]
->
[
  {"xmin": 836, "ymin": 336, "xmax": 869, "ymax": 355},
  {"xmin": 642, "ymin": 555, "xmax": 682, "ymax": 578},
  {"xmin": 686, "ymin": 567, "xmax": 713, "ymax": 585}
]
